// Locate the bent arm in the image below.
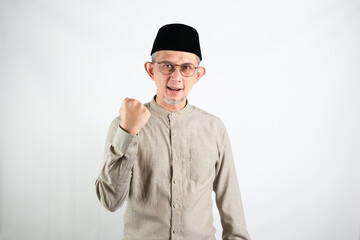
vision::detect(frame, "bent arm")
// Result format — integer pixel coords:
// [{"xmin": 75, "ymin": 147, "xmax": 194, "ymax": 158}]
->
[{"xmin": 95, "ymin": 117, "xmax": 139, "ymax": 212}]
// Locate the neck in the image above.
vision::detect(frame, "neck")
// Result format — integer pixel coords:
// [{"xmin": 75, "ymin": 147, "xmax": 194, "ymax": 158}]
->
[{"xmin": 156, "ymin": 96, "xmax": 187, "ymax": 112}]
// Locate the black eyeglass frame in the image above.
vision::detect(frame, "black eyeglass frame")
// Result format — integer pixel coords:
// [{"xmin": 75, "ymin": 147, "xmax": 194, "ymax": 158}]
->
[{"xmin": 152, "ymin": 61, "xmax": 199, "ymax": 77}]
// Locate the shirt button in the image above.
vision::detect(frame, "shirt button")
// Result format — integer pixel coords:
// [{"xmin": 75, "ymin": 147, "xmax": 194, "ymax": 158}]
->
[
  {"xmin": 173, "ymin": 229, "xmax": 178, "ymax": 234},
  {"xmin": 173, "ymin": 203, "xmax": 179, "ymax": 209},
  {"xmin": 172, "ymin": 179, "xmax": 177, "ymax": 184},
  {"xmin": 173, "ymin": 132, "xmax": 177, "ymax": 137},
  {"xmin": 171, "ymin": 113, "xmax": 176, "ymax": 117}
]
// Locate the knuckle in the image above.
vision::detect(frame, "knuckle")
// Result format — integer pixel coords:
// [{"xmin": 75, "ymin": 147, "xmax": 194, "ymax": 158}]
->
[{"xmin": 123, "ymin": 99, "xmax": 129, "ymax": 106}]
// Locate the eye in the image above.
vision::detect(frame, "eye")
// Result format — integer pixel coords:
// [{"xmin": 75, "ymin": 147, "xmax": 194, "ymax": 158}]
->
[
  {"xmin": 181, "ymin": 64, "xmax": 194, "ymax": 70},
  {"xmin": 161, "ymin": 62, "xmax": 174, "ymax": 69}
]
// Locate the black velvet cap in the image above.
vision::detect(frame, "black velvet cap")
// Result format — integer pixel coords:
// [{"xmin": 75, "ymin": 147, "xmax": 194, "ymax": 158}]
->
[{"xmin": 151, "ymin": 23, "xmax": 202, "ymax": 60}]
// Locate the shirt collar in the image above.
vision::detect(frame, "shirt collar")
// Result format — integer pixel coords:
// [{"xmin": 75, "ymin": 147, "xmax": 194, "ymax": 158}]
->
[{"xmin": 149, "ymin": 95, "xmax": 192, "ymax": 117}]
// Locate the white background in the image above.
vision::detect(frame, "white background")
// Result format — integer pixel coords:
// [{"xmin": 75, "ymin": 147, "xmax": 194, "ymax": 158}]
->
[{"xmin": 1, "ymin": 0, "xmax": 360, "ymax": 239}]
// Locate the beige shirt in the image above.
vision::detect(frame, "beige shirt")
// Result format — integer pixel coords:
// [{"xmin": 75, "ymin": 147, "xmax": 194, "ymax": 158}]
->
[{"xmin": 95, "ymin": 97, "xmax": 250, "ymax": 240}]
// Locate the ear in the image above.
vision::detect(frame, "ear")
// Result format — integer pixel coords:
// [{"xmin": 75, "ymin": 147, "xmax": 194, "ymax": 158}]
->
[
  {"xmin": 194, "ymin": 66, "xmax": 206, "ymax": 83},
  {"xmin": 144, "ymin": 62, "xmax": 155, "ymax": 80}
]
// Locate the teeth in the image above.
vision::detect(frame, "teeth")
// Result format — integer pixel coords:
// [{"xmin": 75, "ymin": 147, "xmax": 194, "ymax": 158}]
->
[{"xmin": 168, "ymin": 86, "xmax": 181, "ymax": 91}]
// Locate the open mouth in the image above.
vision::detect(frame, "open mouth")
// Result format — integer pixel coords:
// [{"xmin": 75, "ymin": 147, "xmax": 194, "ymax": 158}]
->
[{"xmin": 167, "ymin": 86, "xmax": 183, "ymax": 91}]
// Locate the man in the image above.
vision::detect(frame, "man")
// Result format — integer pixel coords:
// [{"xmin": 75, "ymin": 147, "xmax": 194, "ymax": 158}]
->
[{"xmin": 95, "ymin": 23, "xmax": 250, "ymax": 240}]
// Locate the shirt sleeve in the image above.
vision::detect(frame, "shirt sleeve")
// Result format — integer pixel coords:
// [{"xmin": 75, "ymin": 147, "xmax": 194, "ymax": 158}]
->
[
  {"xmin": 95, "ymin": 116, "xmax": 139, "ymax": 212},
  {"xmin": 213, "ymin": 123, "xmax": 251, "ymax": 240}
]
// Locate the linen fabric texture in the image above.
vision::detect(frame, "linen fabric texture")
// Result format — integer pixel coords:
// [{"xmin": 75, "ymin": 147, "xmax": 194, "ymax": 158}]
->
[{"xmin": 95, "ymin": 97, "xmax": 250, "ymax": 240}]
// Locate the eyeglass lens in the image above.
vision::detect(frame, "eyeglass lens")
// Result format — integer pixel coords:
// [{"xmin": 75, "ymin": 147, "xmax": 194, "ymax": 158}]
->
[{"xmin": 159, "ymin": 62, "xmax": 196, "ymax": 77}]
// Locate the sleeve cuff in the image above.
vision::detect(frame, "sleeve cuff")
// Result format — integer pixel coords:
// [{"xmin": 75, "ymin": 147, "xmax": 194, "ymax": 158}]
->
[{"xmin": 112, "ymin": 125, "xmax": 139, "ymax": 155}]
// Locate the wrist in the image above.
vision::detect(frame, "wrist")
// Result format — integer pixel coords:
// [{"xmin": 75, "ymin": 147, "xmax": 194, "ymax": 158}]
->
[{"xmin": 119, "ymin": 124, "xmax": 137, "ymax": 136}]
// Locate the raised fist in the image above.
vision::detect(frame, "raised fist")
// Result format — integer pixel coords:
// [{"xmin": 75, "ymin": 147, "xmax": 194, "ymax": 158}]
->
[{"xmin": 119, "ymin": 98, "xmax": 151, "ymax": 136}]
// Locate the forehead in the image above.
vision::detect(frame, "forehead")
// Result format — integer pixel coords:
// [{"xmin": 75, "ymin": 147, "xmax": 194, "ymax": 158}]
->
[{"xmin": 156, "ymin": 50, "xmax": 198, "ymax": 64}]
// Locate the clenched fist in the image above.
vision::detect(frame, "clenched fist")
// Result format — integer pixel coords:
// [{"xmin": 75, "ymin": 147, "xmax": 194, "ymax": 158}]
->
[{"xmin": 119, "ymin": 98, "xmax": 151, "ymax": 136}]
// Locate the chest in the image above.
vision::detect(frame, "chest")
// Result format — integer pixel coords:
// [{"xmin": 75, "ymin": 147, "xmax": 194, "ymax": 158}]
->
[{"xmin": 135, "ymin": 115, "xmax": 220, "ymax": 182}]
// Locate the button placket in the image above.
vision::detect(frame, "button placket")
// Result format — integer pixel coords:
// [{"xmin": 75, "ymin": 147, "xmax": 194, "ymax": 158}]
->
[{"xmin": 168, "ymin": 113, "xmax": 181, "ymax": 239}]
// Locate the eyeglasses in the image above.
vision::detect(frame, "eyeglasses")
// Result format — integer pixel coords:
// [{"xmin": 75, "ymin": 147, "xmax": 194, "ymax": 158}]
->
[{"xmin": 153, "ymin": 61, "xmax": 198, "ymax": 77}]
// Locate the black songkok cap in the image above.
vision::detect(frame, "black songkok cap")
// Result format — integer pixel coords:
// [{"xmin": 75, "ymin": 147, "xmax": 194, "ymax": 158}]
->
[{"xmin": 151, "ymin": 23, "xmax": 202, "ymax": 60}]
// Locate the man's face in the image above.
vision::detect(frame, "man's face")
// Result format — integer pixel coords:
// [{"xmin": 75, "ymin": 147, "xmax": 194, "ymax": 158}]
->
[{"xmin": 145, "ymin": 50, "xmax": 205, "ymax": 111}]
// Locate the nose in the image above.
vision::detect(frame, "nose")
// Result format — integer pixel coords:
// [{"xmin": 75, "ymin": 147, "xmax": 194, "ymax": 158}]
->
[{"xmin": 170, "ymin": 66, "xmax": 182, "ymax": 81}]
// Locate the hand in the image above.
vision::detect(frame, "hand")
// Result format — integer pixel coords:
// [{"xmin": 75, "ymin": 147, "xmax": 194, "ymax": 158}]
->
[{"xmin": 119, "ymin": 98, "xmax": 151, "ymax": 136}]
